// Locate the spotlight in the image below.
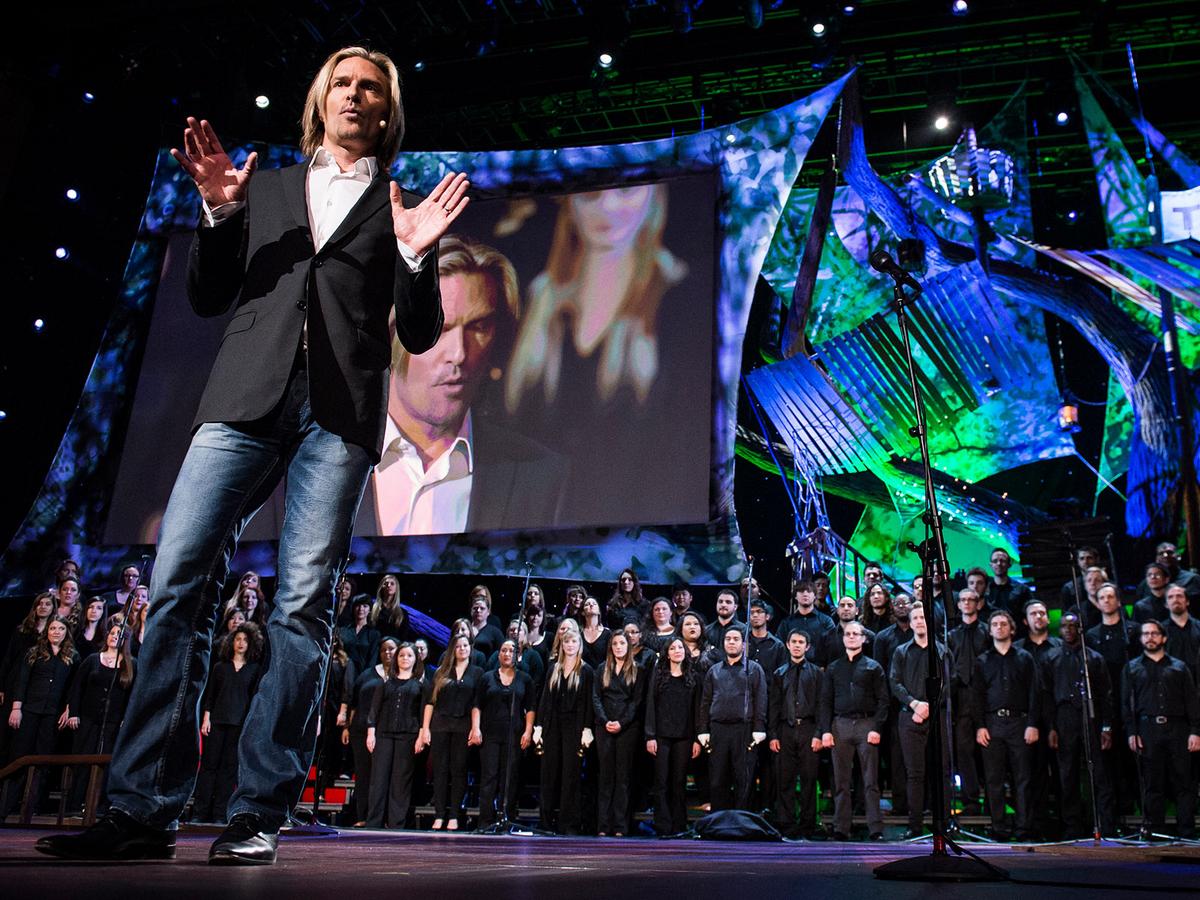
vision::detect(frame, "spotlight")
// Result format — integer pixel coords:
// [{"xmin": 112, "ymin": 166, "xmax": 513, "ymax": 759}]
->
[
  {"xmin": 54, "ymin": 246, "xmax": 70, "ymax": 260},
  {"xmin": 743, "ymin": 0, "xmax": 763, "ymax": 29},
  {"xmin": 843, "ymin": 3, "xmax": 856, "ymax": 13},
  {"xmin": 1055, "ymin": 111, "xmax": 1070, "ymax": 125},
  {"xmin": 255, "ymin": 95, "xmax": 270, "ymax": 109},
  {"xmin": 951, "ymin": 0, "xmax": 969, "ymax": 15},
  {"xmin": 82, "ymin": 91, "xmax": 95, "ymax": 104},
  {"xmin": 1066, "ymin": 210, "xmax": 1078, "ymax": 220},
  {"xmin": 934, "ymin": 114, "xmax": 951, "ymax": 130},
  {"xmin": 812, "ymin": 20, "xmax": 827, "ymax": 35},
  {"xmin": 413, "ymin": 60, "xmax": 426, "ymax": 72},
  {"xmin": 65, "ymin": 188, "xmax": 79, "ymax": 201},
  {"xmin": 34, "ymin": 318, "xmax": 45, "ymax": 332},
  {"xmin": 0, "ymin": 411, "xmax": 7, "ymax": 422},
  {"xmin": 725, "ymin": 132, "xmax": 737, "ymax": 144},
  {"xmin": 597, "ymin": 51, "xmax": 614, "ymax": 69}
]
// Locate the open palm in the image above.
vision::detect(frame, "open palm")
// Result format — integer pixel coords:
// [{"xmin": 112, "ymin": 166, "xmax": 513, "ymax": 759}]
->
[
  {"xmin": 170, "ymin": 117, "xmax": 258, "ymax": 208},
  {"xmin": 391, "ymin": 171, "xmax": 471, "ymax": 257}
]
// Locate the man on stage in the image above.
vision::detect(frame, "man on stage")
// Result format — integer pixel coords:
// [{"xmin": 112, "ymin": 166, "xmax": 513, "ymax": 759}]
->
[{"xmin": 37, "ymin": 46, "xmax": 468, "ymax": 865}]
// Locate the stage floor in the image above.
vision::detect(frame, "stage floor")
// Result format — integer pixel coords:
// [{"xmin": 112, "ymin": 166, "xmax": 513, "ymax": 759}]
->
[{"xmin": 0, "ymin": 827, "xmax": 1196, "ymax": 898}]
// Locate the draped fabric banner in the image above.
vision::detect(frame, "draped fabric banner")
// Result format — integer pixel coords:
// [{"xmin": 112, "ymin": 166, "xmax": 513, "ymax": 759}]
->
[{"xmin": 0, "ymin": 73, "xmax": 854, "ymax": 593}]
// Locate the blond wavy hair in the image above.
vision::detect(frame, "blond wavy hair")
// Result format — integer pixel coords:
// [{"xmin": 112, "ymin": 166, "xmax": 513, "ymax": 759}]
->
[{"xmin": 299, "ymin": 46, "xmax": 405, "ymax": 165}]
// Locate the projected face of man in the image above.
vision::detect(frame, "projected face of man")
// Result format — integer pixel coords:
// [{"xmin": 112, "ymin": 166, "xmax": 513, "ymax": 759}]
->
[
  {"xmin": 391, "ymin": 272, "xmax": 498, "ymax": 450},
  {"xmin": 570, "ymin": 184, "xmax": 653, "ymax": 250}
]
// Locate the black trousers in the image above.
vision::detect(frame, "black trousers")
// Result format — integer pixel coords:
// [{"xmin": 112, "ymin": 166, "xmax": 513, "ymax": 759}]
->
[
  {"xmin": 2, "ymin": 710, "xmax": 59, "ymax": 816},
  {"xmin": 980, "ymin": 713, "xmax": 1034, "ymax": 836},
  {"xmin": 1053, "ymin": 706, "xmax": 1115, "ymax": 835},
  {"xmin": 349, "ymin": 726, "xmax": 372, "ymax": 821},
  {"xmin": 652, "ymin": 736, "xmax": 692, "ymax": 835},
  {"xmin": 831, "ymin": 716, "xmax": 882, "ymax": 835},
  {"xmin": 897, "ymin": 711, "xmax": 951, "ymax": 831},
  {"xmin": 883, "ymin": 703, "xmax": 908, "ymax": 816},
  {"xmin": 192, "ymin": 723, "xmax": 242, "ymax": 822},
  {"xmin": 430, "ymin": 730, "xmax": 470, "ymax": 820},
  {"xmin": 68, "ymin": 717, "xmax": 120, "ymax": 811},
  {"xmin": 1138, "ymin": 719, "xmax": 1196, "ymax": 839},
  {"xmin": 709, "ymin": 722, "xmax": 753, "ymax": 811},
  {"xmin": 596, "ymin": 724, "xmax": 640, "ymax": 833},
  {"xmin": 478, "ymin": 735, "xmax": 521, "ymax": 826},
  {"xmin": 774, "ymin": 719, "xmax": 819, "ymax": 835},
  {"xmin": 540, "ymin": 725, "xmax": 583, "ymax": 833},
  {"xmin": 366, "ymin": 732, "xmax": 417, "ymax": 828},
  {"xmin": 951, "ymin": 690, "xmax": 980, "ymax": 801}
]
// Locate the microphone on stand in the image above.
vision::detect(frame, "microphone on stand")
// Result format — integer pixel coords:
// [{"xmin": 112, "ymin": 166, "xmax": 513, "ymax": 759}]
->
[{"xmin": 869, "ymin": 249, "xmax": 924, "ymax": 294}]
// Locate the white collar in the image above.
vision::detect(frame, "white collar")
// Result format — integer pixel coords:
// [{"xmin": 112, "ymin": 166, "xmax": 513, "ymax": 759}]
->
[
  {"xmin": 379, "ymin": 410, "xmax": 474, "ymax": 474},
  {"xmin": 310, "ymin": 147, "xmax": 378, "ymax": 178}
]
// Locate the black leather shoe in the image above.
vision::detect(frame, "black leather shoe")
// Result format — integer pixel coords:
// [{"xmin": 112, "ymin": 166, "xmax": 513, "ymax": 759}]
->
[
  {"xmin": 868, "ymin": 832, "xmax": 886, "ymax": 842},
  {"xmin": 900, "ymin": 827, "xmax": 926, "ymax": 840},
  {"xmin": 35, "ymin": 810, "xmax": 176, "ymax": 860},
  {"xmin": 208, "ymin": 813, "xmax": 278, "ymax": 865},
  {"xmin": 832, "ymin": 831, "xmax": 850, "ymax": 842}
]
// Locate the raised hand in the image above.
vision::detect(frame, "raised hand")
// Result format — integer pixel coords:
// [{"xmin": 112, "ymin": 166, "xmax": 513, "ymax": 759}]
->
[
  {"xmin": 170, "ymin": 117, "xmax": 258, "ymax": 208},
  {"xmin": 391, "ymin": 172, "xmax": 470, "ymax": 257}
]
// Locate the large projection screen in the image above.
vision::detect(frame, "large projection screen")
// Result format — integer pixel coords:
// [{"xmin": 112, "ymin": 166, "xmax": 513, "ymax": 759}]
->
[{"xmin": 104, "ymin": 176, "xmax": 716, "ymax": 544}]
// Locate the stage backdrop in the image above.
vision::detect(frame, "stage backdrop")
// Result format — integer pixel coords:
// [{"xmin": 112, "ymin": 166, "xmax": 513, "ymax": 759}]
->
[{"xmin": 0, "ymin": 72, "xmax": 853, "ymax": 592}]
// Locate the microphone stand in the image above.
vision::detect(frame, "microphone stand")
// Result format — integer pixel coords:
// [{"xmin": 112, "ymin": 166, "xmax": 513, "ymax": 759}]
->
[
  {"xmin": 872, "ymin": 268, "xmax": 1005, "ymax": 883},
  {"xmin": 477, "ymin": 563, "xmax": 551, "ymax": 836}
]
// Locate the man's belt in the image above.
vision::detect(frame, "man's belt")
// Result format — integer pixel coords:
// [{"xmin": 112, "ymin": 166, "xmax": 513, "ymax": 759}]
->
[{"xmin": 1142, "ymin": 714, "xmax": 1177, "ymax": 725}]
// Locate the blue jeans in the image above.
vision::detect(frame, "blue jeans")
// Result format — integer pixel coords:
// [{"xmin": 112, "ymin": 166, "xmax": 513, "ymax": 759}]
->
[{"xmin": 106, "ymin": 363, "xmax": 372, "ymax": 831}]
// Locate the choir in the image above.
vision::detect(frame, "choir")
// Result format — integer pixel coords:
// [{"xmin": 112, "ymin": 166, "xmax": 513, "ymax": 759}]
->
[{"xmin": 3, "ymin": 548, "xmax": 1200, "ymax": 844}]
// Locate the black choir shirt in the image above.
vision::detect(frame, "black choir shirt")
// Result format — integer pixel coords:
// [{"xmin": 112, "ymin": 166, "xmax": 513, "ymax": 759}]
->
[
  {"xmin": 349, "ymin": 666, "xmax": 387, "ymax": 734},
  {"xmin": 985, "ymin": 580, "xmax": 1032, "ymax": 622},
  {"xmin": 948, "ymin": 619, "xmax": 990, "ymax": 690},
  {"xmin": 818, "ymin": 652, "xmax": 889, "ymax": 734},
  {"xmin": 203, "ymin": 659, "xmax": 262, "ymax": 726},
  {"xmin": 1162, "ymin": 616, "xmax": 1200, "ymax": 681},
  {"xmin": 768, "ymin": 657, "xmax": 822, "ymax": 741},
  {"xmin": 645, "ymin": 671, "xmax": 700, "ymax": 741},
  {"xmin": 1044, "ymin": 643, "xmax": 1114, "ymax": 727},
  {"xmin": 746, "ymin": 631, "xmax": 786, "ymax": 678},
  {"xmin": 971, "ymin": 645, "xmax": 1041, "ymax": 723},
  {"xmin": 338, "ymin": 623, "xmax": 382, "ymax": 676},
  {"xmin": 368, "ymin": 675, "xmax": 425, "ymax": 736},
  {"xmin": 15, "ymin": 653, "xmax": 77, "ymax": 715},
  {"xmin": 67, "ymin": 653, "xmax": 136, "ymax": 723},
  {"xmin": 1121, "ymin": 653, "xmax": 1200, "ymax": 733},
  {"xmin": 889, "ymin": 640, "xmax": 947, "ymax": 711},
  {"xmin": 873, "ymin": 622, "xmax": 913, "ymax": 680},
  {"xmin": 592, "ymin": 663, "xmax": 647, "ymax": 731},
  {"xmin": 698, "ymin": 657, "xmax": 768, "ymax": 731},
  {"xmin": 537, "ymin": 664, "xmax": 595, "ymax": 737},
  {"xmin": 471, "ymin": 622, "xmax": 506, "ymax": 661},
  {"xmin": 474, "ymin": 668, "xmax": 534, "ymax": 738},
  {"xmin": 774, "ymin": 609, "xmax": 834, "ymax": 646},
  {"xmin": 818, "ymin": 624, "xmax": 876, "ymax": 670},
  {"xmin": 424, "ymin": 664, "xmax": 485, "ymax": 733}
]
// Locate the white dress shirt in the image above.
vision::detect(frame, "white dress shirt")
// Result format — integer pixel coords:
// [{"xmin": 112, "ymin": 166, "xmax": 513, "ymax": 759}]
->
[
  {"xmin": 201, "ymin": 147, "xmax": 425, "ymax": 262},
  {"xmin": 201, "ymin": 148, "xmax": 429, "ymax": 352},
  {"xmin": 373, "ymin": 411, "xmax": 474, "ymax": 535}
]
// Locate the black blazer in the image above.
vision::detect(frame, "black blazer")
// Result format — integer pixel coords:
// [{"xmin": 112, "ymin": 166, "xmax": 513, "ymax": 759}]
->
[{"xmin": 186, "ymin": 162, "xmax": 443, "ymax": 458}]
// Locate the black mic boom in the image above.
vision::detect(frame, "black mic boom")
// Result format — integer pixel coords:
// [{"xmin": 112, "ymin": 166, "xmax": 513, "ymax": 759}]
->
[{"xmin": 869, "ymin": 248, "xmax": 924, "ymax": 293}]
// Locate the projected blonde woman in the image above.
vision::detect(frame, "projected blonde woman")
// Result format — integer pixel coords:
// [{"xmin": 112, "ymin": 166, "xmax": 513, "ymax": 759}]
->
[{"xmin": 505, "ymin": 183, "xmax": 686, "ymax": 412}]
